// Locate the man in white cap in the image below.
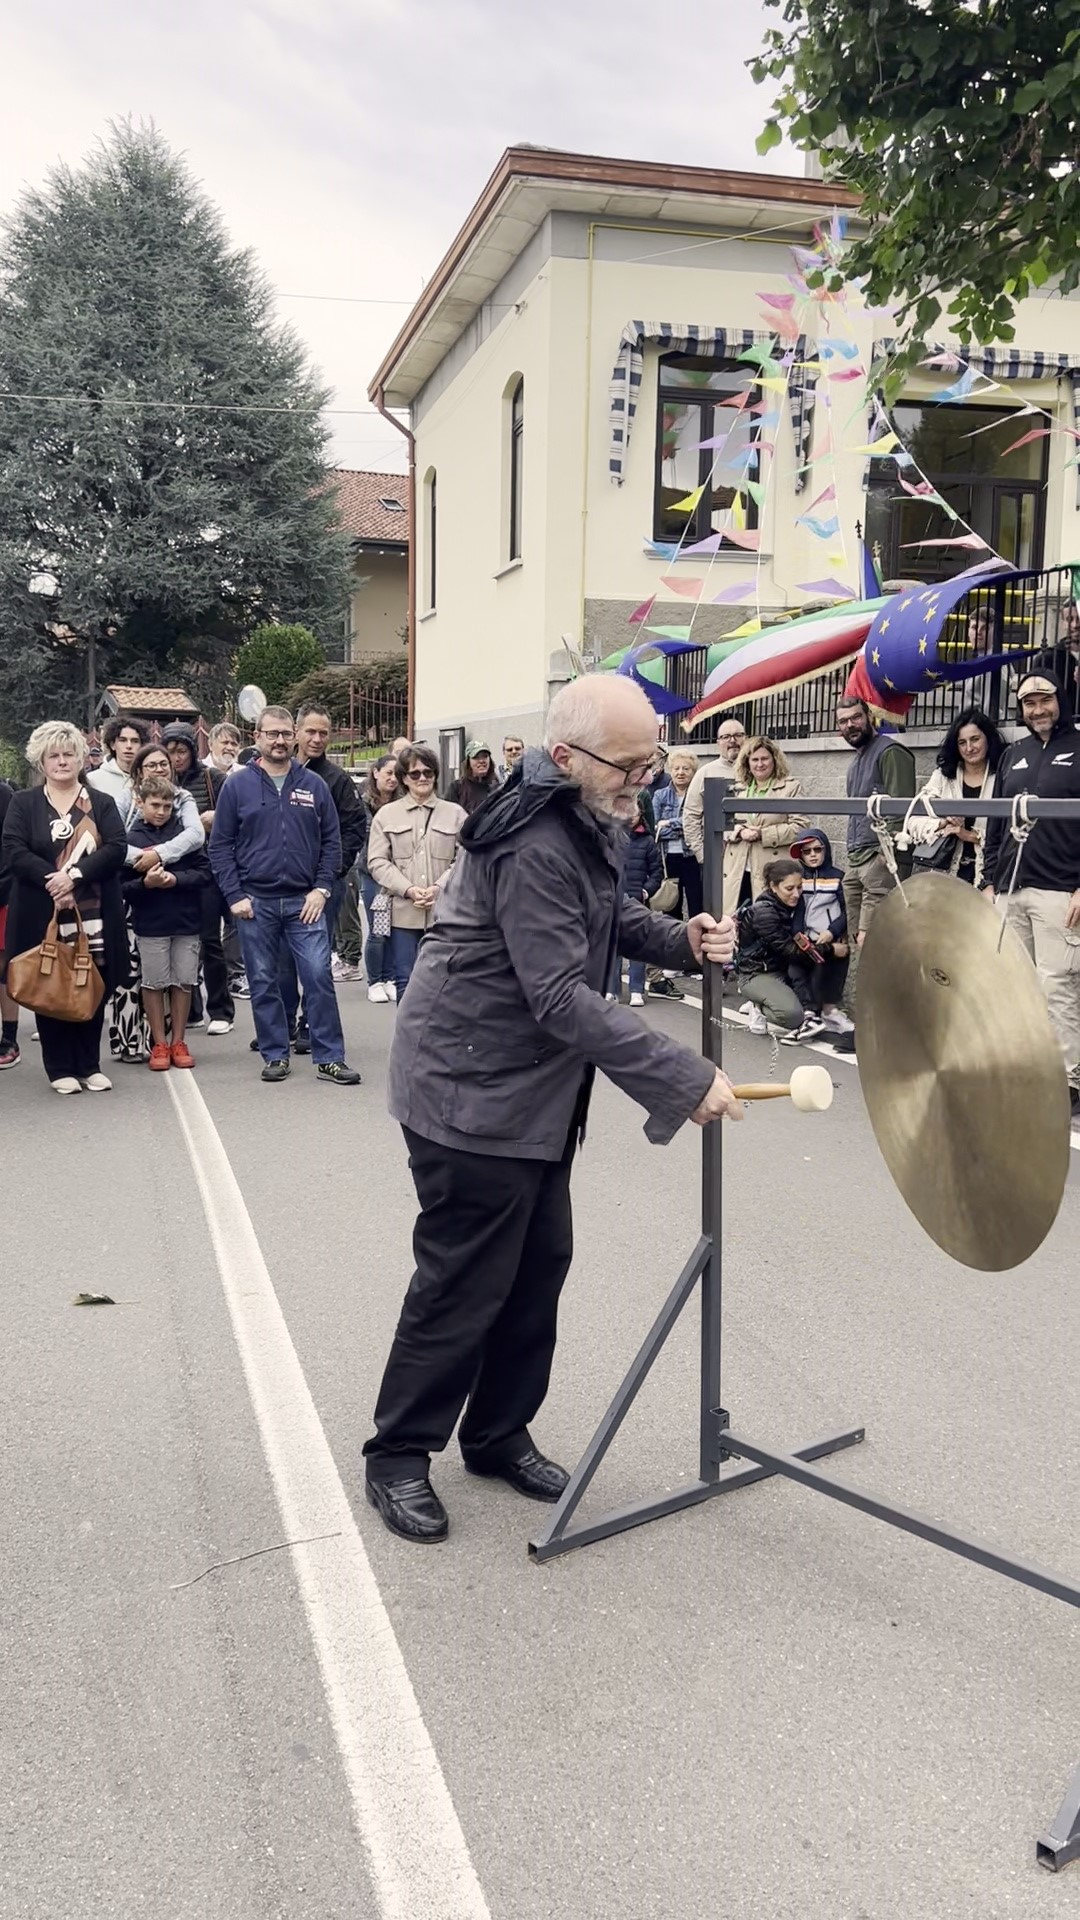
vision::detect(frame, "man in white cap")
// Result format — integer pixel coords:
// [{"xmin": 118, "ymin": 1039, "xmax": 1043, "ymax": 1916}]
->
[{"xmin": 983, "ymin": 666, "xmax": 1080, "ymax": 1115}]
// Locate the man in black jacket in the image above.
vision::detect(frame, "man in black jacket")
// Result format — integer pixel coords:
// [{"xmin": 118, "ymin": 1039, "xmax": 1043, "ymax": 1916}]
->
[
  {"xmin": 983, "ymin": 667, "xmax": 1080, "ymax": 1113},
  {"xmin": 161, "ymin": 724, "xmax": 232, "ymax": 1034},
  {"xmin": 284, "ymin": 704, "xmax": 367, "ymax": 1045},
  {"xmin": 362, "ymin": 674, "xmax": 740, "ymax": 1545}
]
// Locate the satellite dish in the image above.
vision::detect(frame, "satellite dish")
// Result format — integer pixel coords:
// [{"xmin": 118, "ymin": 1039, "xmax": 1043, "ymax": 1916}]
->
[{"xmin": 237, "ymin": 684, "xmax": 266, "ymax": 724}]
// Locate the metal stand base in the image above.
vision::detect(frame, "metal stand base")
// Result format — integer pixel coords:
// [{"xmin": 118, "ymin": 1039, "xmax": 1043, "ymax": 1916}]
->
[
  {"xmin": 1038, "ymin": 1764, "xmax": 1080, "ymax": 1871},
  {"xmin": 528, "ymin": 1234, "xmax": 864, "ymax": 1565}
]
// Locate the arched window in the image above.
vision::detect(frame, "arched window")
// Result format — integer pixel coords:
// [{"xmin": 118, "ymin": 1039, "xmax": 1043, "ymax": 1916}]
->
[
  {"xmin": 423, "ymin": 468, "xmax": 437, "ymax": 611},
  {"xmin": 508, "ymin": 378, "xmax": 524, "ymax": 562}
]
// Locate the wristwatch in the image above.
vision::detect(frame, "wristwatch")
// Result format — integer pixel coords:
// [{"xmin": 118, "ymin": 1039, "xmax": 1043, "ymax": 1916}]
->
[{"xmin": 318, "ymin": 886, "xmax": 332, "ymax": 899}]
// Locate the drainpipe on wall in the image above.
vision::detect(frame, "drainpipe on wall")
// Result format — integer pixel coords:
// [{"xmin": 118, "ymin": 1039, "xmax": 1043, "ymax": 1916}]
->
[{"xmin": 373, "ymin": 386, "xmax": 416, "ymax": 737}]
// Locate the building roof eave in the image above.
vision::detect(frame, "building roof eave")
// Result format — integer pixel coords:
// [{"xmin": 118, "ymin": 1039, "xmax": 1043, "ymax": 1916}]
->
[{"xmin": 368, "ymin": 145, "xmax": 862, "ymax": 407}]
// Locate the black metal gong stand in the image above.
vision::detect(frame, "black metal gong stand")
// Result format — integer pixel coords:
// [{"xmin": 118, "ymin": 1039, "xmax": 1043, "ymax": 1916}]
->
[{"xmin": 529, "ymin": 780, "xmax": 1080, "ymax": 1871}]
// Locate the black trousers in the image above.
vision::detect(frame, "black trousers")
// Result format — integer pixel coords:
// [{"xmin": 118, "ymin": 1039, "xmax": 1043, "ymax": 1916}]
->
[
  {"xmin": 363, "ymin": 1127, "xmax": 575, "ymax": 1482},
  {"xmin": 666, "ymin": 851, "xmax": 703, "ymax": 921},
  {"xmin": 200, "ymin": 885, "xmax": 234, "ymax": 1023},
  {"xmin": 38, "ymin": 1001, "xmax": 107, "ymax": 1081}
]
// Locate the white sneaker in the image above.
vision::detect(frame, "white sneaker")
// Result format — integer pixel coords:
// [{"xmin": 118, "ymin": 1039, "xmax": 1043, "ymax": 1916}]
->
[
  {"xmin": 51, "ymin": 1077, "xmax": 81, "ymax": 1094},
  {"xmin": 207, "ymin": 1018, "xmax": 233, "ymax": 1035},
  {"xmin": 367, "ymin": 983, "xmax": 388, "ymax": 1003},
  {"xmin": 630, "ymin": 992, "xmax": 646, "ymax": 1008},
  {"xmin": 80, "ymin": 1072, "xmax": 112, "ymax": 1092},
  {"xmin": 822, "ymin": 1009, "xmax": 854, "ymax": 1033},
  {"xmin": 605, "ymin": 992, "xmax": 617, "ymax": 1002},
  {"xmin": 384, "ymin": 982, "xmax": 398, "ymax": 1002},
  {"xmin": 188, "ymin": 1017, "xmax": 206, "ymax": 1031},
  {"xmin": 331, "ymin": 956, "xmax": 349, "ymax": 982},
  {"xmin": 746, "ymin": 1007, "xmax": 768, "ymax": 1035}
]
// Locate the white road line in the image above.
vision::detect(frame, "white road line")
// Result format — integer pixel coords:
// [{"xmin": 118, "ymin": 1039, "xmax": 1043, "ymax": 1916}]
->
[
  {"xmin": 166, "ymin": 1071, "xmax": 490, "ymax": 1920},
  {"xmin": 679, "ymin": 992, "xmax": 1080, "ymax": 1152}
]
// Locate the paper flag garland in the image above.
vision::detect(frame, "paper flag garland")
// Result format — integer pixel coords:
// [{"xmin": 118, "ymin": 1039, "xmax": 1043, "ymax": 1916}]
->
[
  {"xmin": 798, "ymin": 514, "xmax": 841, "ymax": 539},
  {"xmin": 928, "ymin": 366, "xmax": 979, "ymax": 403},
  {"xmin": 807, "ymin": 483, "xmax": 837, "ymax": 510},
  {"xmin": 1000, "ymin": 428, "xmax": 1054, "ymax": 456},
  {"xmin": 644, "ymin": 541, "xmax": 680, "ymax": 560},
  {"xmin": 628, "ymin": 595, "xmax": 656, "ymax": 625},
  {"xmin": 681, "ymin": 533, "xmax": 726, "ymax": 555},
  {"xmin": 900, "ymin": 533, "xmax": 990, "ymax": 550},
  {"xmin": 668, "ymin": 485, "xmax": 706, "ymax": 513},
  {"xmin": 746, "ymin": 480, "xmax": 766, "ymax": 508},
  {"xmin": 710, "ymin": 582, "xmax": 756, "ymax": 605},
  {"xmin": 828, "ymin": 367, "xmax": 866, "ymax": 383},
  {"xmin": 659, "ymin": 575, "xmax": 708, "ymax": 598},
  {"xmin": 730, "ymin": 493, "xmax": 746, "ymax": 532},
  {"xmin": 798, "ymin": 578, "xmax": 855, "ymax": 597},
  {"xmin": 644, "ymin": 624, "xmax": 693, "ymax": 640},
  {"xmin": 721, "ymin": 528, "xmax": 761, "ymax": 551},
  {"xmin": 818, "ymin": 339, "xmax": 861, "ymax": 361},
  {"xmin": 849, "ymin": 432, "xmax": 900, "ymax": 457},
  {"xmin": 756, "ymin": 292, "xmax": 796, "ymax": 311}
]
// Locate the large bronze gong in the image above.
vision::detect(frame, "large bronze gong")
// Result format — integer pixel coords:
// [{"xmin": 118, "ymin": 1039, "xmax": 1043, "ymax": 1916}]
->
[{"xmin": 857, "ymin": 872, "xmax": 1070, "ymax": 1271}]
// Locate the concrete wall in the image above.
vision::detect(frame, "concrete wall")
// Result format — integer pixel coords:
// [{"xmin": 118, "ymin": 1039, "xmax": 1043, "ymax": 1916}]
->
[{"xmin": 348, "ymin": 551, "xmax": 407, "ymax": 660}]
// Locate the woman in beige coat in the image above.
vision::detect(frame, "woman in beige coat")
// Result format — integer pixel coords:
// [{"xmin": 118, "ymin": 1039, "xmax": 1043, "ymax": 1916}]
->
[
  {"xmin": 723, "ymin": 736, "xmax": 808, "ymax": 916},
  {"xmin": 367, "ymin": 744, "xmax": 467, "ymax": 1001}
]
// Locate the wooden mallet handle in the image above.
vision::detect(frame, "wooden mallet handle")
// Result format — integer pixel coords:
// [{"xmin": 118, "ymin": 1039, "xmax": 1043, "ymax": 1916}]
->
[{"xmin": 731, "ymin": 1065, "xmax": 834, "ymax": 1112}]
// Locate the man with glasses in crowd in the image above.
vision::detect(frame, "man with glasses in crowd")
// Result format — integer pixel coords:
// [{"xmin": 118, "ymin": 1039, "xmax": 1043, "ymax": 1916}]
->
[
  {"xmin": 682, "ymin": 713, "xmax": 748, "ymax": 865},
  {"xmin": 209, "ymin": 706, "xmax": 360, "ymax": 1086},
  {"xmin": 499, "ymin": 734, "xmax": 525, "ymax": 780},
  {"xmin": 362, "ymin": 673, "xmax": 740, "ymax": 1545}
]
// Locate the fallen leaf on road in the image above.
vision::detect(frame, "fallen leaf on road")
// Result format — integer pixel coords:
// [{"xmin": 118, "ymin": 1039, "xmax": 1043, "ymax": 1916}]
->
[{"xmin": 73, "ymin": 1291, "xmax": 115, "ymax": 1306}]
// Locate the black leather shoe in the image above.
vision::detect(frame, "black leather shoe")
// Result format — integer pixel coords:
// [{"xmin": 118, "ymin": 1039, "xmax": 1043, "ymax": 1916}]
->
[
  {"xmin": 465, "ymin": 1446, "xmax": 570, "ymax": 1502},
  {"xmin": 365, "ymin": 1475, "xmax": 448, "ymax": 1543}
]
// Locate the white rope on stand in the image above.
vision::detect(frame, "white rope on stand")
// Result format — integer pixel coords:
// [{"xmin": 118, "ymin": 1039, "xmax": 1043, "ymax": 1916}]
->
[
  {"xmin": 866, "ymin": 793, "xmax": 912, "ymax": 910},
  {"xmin": 997, "ymin": 791, "xmax": 1036, "ymax": 953}
]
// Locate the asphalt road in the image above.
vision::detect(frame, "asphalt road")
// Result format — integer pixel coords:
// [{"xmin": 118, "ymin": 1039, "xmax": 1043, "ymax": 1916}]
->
[{"xmin": 4, "ymin": 982, "xmax": 1080, "ymax": 1920}]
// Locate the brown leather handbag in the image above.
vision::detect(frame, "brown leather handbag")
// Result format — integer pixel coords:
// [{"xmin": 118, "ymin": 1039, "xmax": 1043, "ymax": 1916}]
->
[{"xmin": 8, "ymin": 902, "xmax": 105, "ymax": 1022}]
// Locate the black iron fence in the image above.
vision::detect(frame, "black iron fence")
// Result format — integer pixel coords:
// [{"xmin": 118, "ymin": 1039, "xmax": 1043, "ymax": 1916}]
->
[{"xmin": 666, "ymin": 564, "xmax": 1079, "ymax": 745}]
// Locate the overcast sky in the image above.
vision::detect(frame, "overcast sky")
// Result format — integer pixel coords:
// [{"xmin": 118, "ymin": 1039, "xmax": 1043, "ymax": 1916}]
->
[{"xmin": 2, "ymin": 0, "xmax": 798, "ymax": 475}]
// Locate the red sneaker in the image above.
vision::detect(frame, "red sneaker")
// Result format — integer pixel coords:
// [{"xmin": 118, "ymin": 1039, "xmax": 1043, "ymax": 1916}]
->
[
  {"xmin": 170, "ymin": 1041, "xmax": 195, "ymax": 1069},
  {"xmin": 149, "ymin": 1044, "xmax": 171, "ymax": 1071}
]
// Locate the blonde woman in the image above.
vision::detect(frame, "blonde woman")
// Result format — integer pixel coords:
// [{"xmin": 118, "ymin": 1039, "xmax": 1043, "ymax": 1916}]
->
[
  {"xmin": 1, "ymin": 721, "xmax": 129, "ymax": 1092},
  {"xmin": 652, "ymin": 747, "xmax": 702, "ymax": 917},
  {"xmin": 723, "ymin": 736, "xmax": 808, "ymax": 916},
  {"xmin": 367, "ymin": 744, "xmax": 466, "ymax": 1001}
]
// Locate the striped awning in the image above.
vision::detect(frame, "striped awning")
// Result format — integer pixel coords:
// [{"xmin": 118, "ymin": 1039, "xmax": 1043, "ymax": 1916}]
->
[{"xmin": 608, "ymin": 323, "xmax": 816, "ymax": 493}]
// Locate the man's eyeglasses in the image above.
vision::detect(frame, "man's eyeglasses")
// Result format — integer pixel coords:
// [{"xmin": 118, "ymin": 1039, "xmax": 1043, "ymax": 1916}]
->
[
  {"xmin": 564, "ymin": 742, "xmax": 664, "ymax": 783},
  {"xmin": 259, "ymin": 729, "xmax": 293, "ymax": 740}
]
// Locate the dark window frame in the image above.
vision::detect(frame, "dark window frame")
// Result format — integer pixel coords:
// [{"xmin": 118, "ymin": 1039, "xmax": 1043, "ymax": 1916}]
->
[
  {"xmin": 653, "ymin": 352, "xmax": 761, "ymax": 547},
  {"xmin": 865, "ymin": 400, "xmax": 1049, "ymax": 585},
  {"xmin": 509, "ymin": 378, "xmax": 524, "ymax": 563},
  {"xmin": 424, "ymin": 470, "xmax": 437, "ymax": 611}
]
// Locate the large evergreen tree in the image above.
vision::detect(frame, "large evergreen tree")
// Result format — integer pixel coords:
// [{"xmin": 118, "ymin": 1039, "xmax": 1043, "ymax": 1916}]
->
[{"xmin": 0, "ymin": 121, "xmax": 350, "ymax": 736}]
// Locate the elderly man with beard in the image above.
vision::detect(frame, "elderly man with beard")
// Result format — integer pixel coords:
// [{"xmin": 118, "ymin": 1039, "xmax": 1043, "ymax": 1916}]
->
[{"xmin": 362, "ymin": 674, "xmax": 740, "ymax": 1544}]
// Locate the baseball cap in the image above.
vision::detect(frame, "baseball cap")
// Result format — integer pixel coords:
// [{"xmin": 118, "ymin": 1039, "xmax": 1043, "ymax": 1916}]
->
[{"xmin": 1016, "ymin": 673, "xmax": 1057, "ymax": 700}]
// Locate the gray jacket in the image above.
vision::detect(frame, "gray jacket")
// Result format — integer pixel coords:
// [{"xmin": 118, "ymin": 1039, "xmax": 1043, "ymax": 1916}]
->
[{"xmin": 387, "ymin": 751, "xmax": 716, "ymax": 1161}]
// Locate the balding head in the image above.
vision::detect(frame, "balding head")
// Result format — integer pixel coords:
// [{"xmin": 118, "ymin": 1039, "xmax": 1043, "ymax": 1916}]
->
[{"xmin": 545, "ymin": 673, "xmax": 660, "ymax": 823}]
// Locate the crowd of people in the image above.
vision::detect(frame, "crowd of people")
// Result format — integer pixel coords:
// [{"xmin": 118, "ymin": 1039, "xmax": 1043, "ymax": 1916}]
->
[{"xmin": 2, "ymin": 671, "xmax": 1080, "ymax": 1120}]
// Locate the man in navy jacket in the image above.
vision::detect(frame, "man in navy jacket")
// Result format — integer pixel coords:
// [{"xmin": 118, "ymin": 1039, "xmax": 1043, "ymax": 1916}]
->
[{"xmin": 209, "ymin": 705, "xmax": 360, "ymax": 1086}]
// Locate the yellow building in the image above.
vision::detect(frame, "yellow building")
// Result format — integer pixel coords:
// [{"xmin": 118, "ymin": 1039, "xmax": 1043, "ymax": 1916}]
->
[
  {"xmin": 369, "ymin": 146, "xmax": 1080, "ymax": 756},
  {"xmin": 333, "ymin": 470, "xmax": 409, "ymax": 663}
]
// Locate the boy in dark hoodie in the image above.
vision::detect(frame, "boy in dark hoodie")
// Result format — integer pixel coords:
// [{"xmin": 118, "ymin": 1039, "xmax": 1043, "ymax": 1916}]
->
[
  {"xmin": 787, "ymin": 830, "xmax": 853, "ymax": 1044},
  {"xmin": 124, "ymin": 775, "xmax": 211, "ymax": 1071},
  {"xmin": 983, "ymin": 666, "xmax": 1080, "ymax": 1112}
]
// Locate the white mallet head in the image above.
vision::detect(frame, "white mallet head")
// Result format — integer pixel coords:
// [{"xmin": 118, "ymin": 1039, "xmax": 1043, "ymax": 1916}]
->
[{"xmin": 788, "ymin": 1064, "xmax": 834, "ymax": 1113}]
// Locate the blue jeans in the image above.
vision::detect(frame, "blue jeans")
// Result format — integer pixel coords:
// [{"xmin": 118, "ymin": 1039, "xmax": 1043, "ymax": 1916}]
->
[
  {"xmin": 606, "ymin": 956, "xmax": 646, "ymax": 997},
  {"xmin": 239, "ymin": 895, "xmax": 346, "ymax": 1065},
  {"xmin": 360, "ymin": 871, "xmax": 392, "ymax": 985},
  {"xmin": 389, "ymin": 926, "xmax": 423, "ymax": 1001},
  {"xmin": 280, "ymin": 878, "xmax": 346, "ymax": 1035}
]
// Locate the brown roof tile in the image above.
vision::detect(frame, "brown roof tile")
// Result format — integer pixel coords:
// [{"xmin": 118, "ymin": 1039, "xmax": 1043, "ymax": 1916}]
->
[
  {"xmin": 330, "ymin": 469, "xmax": 410, "ymax": 544},
  {"xmin": 105, "ymin": 685, "xmax": 200, "ymax": 714}
]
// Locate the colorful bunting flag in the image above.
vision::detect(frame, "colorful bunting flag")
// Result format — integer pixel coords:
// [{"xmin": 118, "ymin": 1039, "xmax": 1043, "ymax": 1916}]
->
[
  {"xmin": 710, "ymin": 582, "xmax": 756, "ymax": 605},
  {"xmin": 722, "ymin": 528, "xmax": 761, "ymax": 550},
  {"xmin": 850, "ymin": 431, "xmax": 900, "ymax": 456},
  {"xmin": 927, "ymin": 366, "xmax": 980, "ymax": 403},
  {"xmin": 730, "ymin": 492, "xmax": 746, "ymax": 532},
  {"xmin": 900, "ymin": 533, "xmax": 990, "ymax": 550},
  {"xmin": 797, "ymin": 578, "xmax": 855, "ymax": 597},
  {"xmin": 828, "ymin": 367, "xmax": 865, "ymax": 382},
  {"xmin": 807, "ymin": 483, "xmax": 837, "ymax": 511},
  {"xmin": 668, "ymin": 485, "xmax": 705, "ymax": 513},
  {"xmin": 756, "ymin": 292, "xmax": 796, "ymax": 311},
  {"xmin": 746, "ymin": 480, "xmax": 766, "ymax": 508},
  {"xmin": 818, "ymin": 339, "xmax": 861, "ymax": 361},
  {"xmin": 644, "ymin": 624, "xmax": 693, "ymax": 640},
  {"xmin": 628, "ymin": 594, "xmax": 656, "ymax": 625},
  {"xmin": 1000, "ymin": 428, "xmax": 1054, "ymax": 456},
  {"xmin": 659, "ymin": 575, "xmax": 708, "ymax": 598},
  {"xmin": 798, "ymin": 513, "xmax": 841, "ymax": 539}
]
